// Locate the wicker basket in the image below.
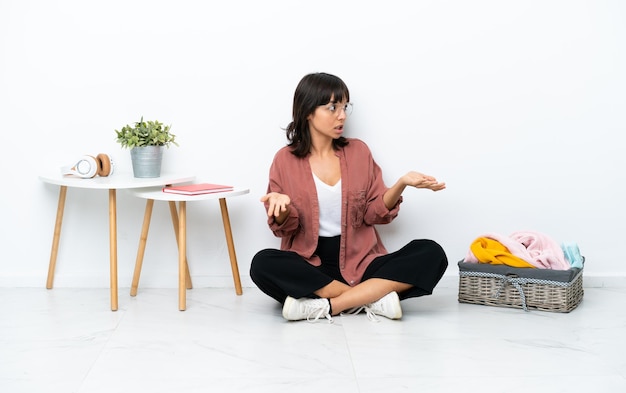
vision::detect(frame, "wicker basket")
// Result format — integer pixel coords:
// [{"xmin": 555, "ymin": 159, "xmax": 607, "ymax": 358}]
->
[{"xmin": 458, "ymin": 261, "xmax": 584, "ymax": 313}]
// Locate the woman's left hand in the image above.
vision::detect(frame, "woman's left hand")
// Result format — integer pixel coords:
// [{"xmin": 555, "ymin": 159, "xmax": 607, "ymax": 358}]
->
[{"xmin": 401, "ymin": 171, "xmax": 446, "ymax": 191}]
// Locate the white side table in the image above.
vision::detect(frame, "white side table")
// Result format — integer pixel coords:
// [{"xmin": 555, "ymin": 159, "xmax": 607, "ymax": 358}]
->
[
  {"xmin": 39, "ymin": 172, "xmax": 195, "ymax": 311},
  {"xmin": 128, "ymin": 186, "xmax": 250, "ymax": 311}
]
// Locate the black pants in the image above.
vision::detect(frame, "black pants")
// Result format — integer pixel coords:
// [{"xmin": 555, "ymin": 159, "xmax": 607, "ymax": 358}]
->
[{"xmin": 250, "ymin": 237, "xmax": 448, "ymax": 304}]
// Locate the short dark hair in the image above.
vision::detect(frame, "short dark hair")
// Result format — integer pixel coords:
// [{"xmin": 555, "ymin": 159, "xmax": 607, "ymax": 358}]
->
[{"xmin": 285, "ymin": 72, "xmax": 350, "ymax": 157}]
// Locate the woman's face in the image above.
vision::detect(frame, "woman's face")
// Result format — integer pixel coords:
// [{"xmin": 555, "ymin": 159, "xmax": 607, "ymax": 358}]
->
[{"xmin": 307, "ymin": 97, "xmax": 351, "ymax": 141}]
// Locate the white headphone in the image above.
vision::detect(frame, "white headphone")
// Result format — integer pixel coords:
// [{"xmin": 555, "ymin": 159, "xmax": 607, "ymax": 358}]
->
[{"xmin": 61, "ymin": 153, "xmax": 114, "ymax": 178}]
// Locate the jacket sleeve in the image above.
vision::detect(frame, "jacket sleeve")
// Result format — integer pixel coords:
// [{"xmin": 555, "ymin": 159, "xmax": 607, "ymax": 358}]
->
[
  {"xmin": 265, "ymin": 152, "xmax": 301, "ymax": 237},
  {"xmin": 362, "ymin": 149, "xmax": 401, "ymax": 226}
]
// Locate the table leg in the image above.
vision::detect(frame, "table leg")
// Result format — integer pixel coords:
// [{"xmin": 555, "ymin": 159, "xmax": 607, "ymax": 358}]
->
[
  {"xmin": 46, "ymin": 186, "xmax": 67, "ymax": 289},
  {"xmin": 219, "ymin": 198, "xmax": 243, "ymax": 295},
  {"xmin": 178, "ymin": 201, "xmax": 187, "ymax": 311},
  {"xmin": 109, "ymin": 189, "xmax": 118, "ymax": 311},
  {"xmin": 131, "ymin": 199, "xmax": 154, "ymax": 296},
  {"xmin": 168, "ymin": 201, "xmax": 192, "ymax": 289}
]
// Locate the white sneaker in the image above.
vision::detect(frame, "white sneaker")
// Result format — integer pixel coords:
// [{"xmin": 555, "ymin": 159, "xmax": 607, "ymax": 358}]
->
[
  {"xmin": 282, "ymin": 296, "xmax": 333, "ymax": 323},
  {"xmin": 368, "ymin": 291, "xmax": 402, "ymax": 320},
  {"xmin": 341, "ymin": 291, "xmax": 403, "ymax": 322}
]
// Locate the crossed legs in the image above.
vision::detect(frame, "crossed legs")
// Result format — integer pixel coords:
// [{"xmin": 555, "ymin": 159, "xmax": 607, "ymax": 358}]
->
[
  {"xmin": 250, "ymin": 239, "xmax": 448, "ymax": 320},
  {"xmin": 315, "ymin": 278, "xmax": 411, "ymax": 315}
]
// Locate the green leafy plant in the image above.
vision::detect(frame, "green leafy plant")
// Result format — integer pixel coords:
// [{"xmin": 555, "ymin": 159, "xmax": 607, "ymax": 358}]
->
[{"xmin": 115, "ymin": 117, "xmax": 178, "ymax": 149}]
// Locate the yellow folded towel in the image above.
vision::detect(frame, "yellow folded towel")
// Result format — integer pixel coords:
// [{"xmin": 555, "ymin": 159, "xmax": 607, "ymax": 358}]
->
[{"xmin": 470, "ymin": 237, "xmax": 536, "ymax": 268}]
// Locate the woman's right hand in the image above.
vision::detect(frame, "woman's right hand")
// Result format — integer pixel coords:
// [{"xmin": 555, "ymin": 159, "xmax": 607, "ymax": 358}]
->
[{"xmin": 260, "ymin": 192, "xmax": 291, "ymax": 220}]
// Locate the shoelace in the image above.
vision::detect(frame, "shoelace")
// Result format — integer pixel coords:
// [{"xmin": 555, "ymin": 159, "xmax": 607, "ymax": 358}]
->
[
  {"xmin": 341, "ymin": 305, "xmax": 381, "ymax": 323},
  {"xmin": 303, "ymin": 299, "xmax": 333, "ymax": 323},
  {"xmin": 307, "ymin": 308, "xmax": 333, "ymax": 323}
]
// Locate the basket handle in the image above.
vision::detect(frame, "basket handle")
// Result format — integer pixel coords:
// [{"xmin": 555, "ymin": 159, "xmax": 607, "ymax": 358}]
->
[{"xmin": 493, "ymin": 274, "xmax": 529, "ymax": 312}]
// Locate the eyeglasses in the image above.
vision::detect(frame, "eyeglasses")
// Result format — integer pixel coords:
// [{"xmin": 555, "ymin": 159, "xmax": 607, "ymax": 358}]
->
[{"xmin": 321, "ymin": 102, "xmax": 353, "ymax": 117}]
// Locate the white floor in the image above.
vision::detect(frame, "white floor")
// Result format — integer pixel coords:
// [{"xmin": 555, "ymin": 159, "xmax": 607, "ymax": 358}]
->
[{"xmin": 2, "ymin": 284, "xmax": 625, "ymax": 393}]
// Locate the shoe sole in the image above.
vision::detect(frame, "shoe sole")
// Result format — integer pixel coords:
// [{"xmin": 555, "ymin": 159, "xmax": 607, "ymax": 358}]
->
[
  {"xmin": 282, "ymin": 296, "xmax": 297, "ymax": 320},
  {"xmin": 388, "ymin": 291, "xmax": 402, "ymax": 319}
]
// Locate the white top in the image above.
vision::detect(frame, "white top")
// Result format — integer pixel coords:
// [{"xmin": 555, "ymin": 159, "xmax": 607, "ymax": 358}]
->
[
  {"xmin": 313, "ymin": 173, "xmax": 341, "ymax": 237},
  {"xmin": 129, "ymin": 186, "xmax": 250, "ymax": 201},
  {"xmin": 38, "ymin": 171, "xmax": 196, "ymax": 190}
]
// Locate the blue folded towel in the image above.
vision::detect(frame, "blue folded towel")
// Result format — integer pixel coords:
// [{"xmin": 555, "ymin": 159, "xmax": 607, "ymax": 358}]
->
[{"xmin": 561, "ymin": 242, "xmax": 584, "ymax": 269}]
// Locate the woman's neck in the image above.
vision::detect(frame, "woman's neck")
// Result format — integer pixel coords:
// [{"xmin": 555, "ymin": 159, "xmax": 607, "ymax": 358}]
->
[{"xmin": 309, "ymin": 135, "xmax": 335, "ymax": 158}]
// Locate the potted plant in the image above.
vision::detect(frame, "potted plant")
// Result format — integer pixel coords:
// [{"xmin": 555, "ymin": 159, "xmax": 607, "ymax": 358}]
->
[{"xmin": 115, "ymin": 117, "xmax": 178, "ymax": 178}]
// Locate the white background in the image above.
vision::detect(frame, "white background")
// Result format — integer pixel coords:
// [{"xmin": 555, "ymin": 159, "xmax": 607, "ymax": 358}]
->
[{"xmin": 1, "ymin": 0, "xmax": 624, "ymax": 289}]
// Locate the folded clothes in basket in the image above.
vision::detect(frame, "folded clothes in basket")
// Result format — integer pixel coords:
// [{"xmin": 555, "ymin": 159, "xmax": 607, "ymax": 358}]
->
[{"xmin": 464, "ymin": 231, "xmax": 571, "ymax": 270}]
